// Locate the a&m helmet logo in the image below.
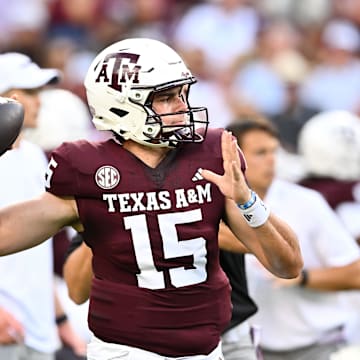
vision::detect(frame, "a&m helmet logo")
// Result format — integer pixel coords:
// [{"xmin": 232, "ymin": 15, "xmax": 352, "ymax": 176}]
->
[
  {"xmin": 95, "ymin": 52, "xmax": 141, "ymax": 92},
  {"xmin": 95, "ymin": 165, "xmax": 120, "ymax": 190}
]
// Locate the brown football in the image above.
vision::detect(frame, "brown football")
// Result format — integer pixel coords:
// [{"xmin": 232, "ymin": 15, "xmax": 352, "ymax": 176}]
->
[{"xmin": 0, "ymin": 98, "xmax": 24, "ymax": 156}]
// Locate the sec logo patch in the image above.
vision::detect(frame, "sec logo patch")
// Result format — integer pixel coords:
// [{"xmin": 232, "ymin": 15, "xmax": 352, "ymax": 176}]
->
[{"xmin": 95, "ymin": 165, "xmax": 120, "ymax": 189}]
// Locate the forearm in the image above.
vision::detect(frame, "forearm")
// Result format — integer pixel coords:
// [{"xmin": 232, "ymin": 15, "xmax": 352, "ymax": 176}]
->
[
  {"xmin": 0, "ymin": 200, "xmax": 58, "ymax": 255},
  {"xmin": 0, "ymin": 193, "xmax": 78, "ymax": 256},
  {"xmin": 260, "ymin": 213, "xmax": 303, "ymax": 277},
  {"xmin": 218, "ymin": 221, "xmax": 249, "ymax": 253},
  {"xmin": 63, "ymin": 242, "xmax": 93, "ymax": 304},
  {"xmin": 301, "ymin": 259, "xmax": 360, "ymax": 291},
  {"xmin": 54, "ymin": 290, "xmax": 87, "ymax": 356},
  {"xmin": 226, "ymin": 200, "xmax": 303, "ymax": 278}
]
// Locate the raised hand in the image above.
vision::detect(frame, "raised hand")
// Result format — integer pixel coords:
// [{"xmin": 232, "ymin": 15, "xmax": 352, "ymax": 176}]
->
[{"xmin": 200, "ymin": 130, "xmax": 251, "ymax": 205}]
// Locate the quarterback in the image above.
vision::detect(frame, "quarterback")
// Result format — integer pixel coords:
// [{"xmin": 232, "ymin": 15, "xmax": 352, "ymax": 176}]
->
[{"xmin": 0, "ymin": 38, "xmax": 302, "ymax": 359}]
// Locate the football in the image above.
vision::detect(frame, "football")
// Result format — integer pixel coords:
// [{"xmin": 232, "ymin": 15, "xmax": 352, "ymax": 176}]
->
[{"xmin": 0, "ymin": 97, "xmax": 24, "ymax": 156}]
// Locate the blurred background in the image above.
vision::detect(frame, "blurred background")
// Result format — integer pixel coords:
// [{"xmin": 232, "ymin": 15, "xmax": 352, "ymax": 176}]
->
[
  {"xmin": 3, "ymin": 0, "xmax": 360, "ymax": 358},
  {"xmin": 2, "ymin": 0, "xmax": 360, "ymax": 176}
]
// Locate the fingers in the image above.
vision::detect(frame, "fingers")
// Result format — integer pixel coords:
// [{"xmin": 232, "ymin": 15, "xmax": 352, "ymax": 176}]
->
[
  {"xmin": 5, "ymin": 314, "xmax": 24, "ymax": 343},
  {"xmin": 6, "ymin": 326, "xmax": 24, "ymax": 344},
  {"xmin": 199, "ymin": 169, "xmax": 221, "ymax": 186},
  {"xmin": 200, "ymin": 130, "xmax": 247, "ymax": 200},
  {"xmin": 221, "ymin": 130, "xmax": 234, "ymax": 169},
  {"xmin": 231, "ymin": 159, "xmax": 242, "ymax": 182},
  {"xmin": 0, "ymin": 309, "xmax": 24, "ymax": 344},
  {"xmin": 222, "ymin": 129, "xmax": 240, "ymax": 161},
  {"xmin": 222, "ymin": 130, "xmax": 242, "ymax": 179}
]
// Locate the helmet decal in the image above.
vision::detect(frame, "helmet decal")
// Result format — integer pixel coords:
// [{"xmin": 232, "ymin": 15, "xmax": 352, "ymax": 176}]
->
[{"xmin": 95, "ymin": 52, "xmax": 141, "ymax": 92}]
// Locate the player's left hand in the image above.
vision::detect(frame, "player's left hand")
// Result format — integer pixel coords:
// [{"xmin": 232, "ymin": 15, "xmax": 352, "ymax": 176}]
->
[
  {"xmin": 0, "ymin": 97, "xmax": 24, "ymax": 156},
  {"xmin": 200, "ymin": 130, "xmax": 251, "ymax": 204}
]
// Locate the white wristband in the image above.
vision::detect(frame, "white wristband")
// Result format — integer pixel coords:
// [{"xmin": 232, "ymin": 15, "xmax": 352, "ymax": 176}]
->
[{"xmin": 237, "ymin": 192, "xmax": 270, "ymax": 227}]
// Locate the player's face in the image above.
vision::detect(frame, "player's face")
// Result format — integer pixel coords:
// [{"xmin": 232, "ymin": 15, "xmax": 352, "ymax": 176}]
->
[
  {"xmin": 240, "ymin": 130, "xmax": 279, "ymax": 193},
  {"xmin": 151, "ymin": 85, "xmax": 188, "ymax": 126}
]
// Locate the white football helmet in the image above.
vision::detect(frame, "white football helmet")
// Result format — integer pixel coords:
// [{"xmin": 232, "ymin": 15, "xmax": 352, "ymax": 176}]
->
[
  {"xmin": 84, "ymin": 38, "xmax": 208, "ymax": 148},
  {"xmin": 298, "ymin": 110, "xmax": 360, "ymax": 180}
]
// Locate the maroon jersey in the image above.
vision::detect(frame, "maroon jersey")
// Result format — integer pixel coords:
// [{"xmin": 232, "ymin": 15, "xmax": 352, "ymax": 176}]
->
[
  {"xmin": 299, "ymin": 177, "xmax": 359, "ymax": 210},
  {"xmin": 46, "ymin": 129, "xmax": 243, "ymax": 357}
]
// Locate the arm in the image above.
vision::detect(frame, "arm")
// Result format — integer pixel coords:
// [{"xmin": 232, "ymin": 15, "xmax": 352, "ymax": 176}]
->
[
  {"xmin": 218, "ymin": 210, "xmax": 302, "ymax": 278},
  {"xmin": 54, "ymin": 289, "xmax": 87, "ymax": 356},
  {"xmin": 202, "ymin": 130, "xmax": 303, "ymax": 278},
  {"xmin": 273, "ymin": 259, "xmax": 360, "ymax": 291},
  {"xmin": 224, "ymin": 200, "xmax": 303, "ymax": 278},
  {"xmin": 218, "ymin": 221, "xmax": 249, "ymax": 253},
  {"xmin": 63, "ymin": 236, "xmax": 93, "ymax": 305},
  {"xmin": 301, "ymin": 259, "xmax": 360, "ymax": 290},
  {"xmin": 0, "ymin": 192, "xmax": 81, "ymax": 256}
]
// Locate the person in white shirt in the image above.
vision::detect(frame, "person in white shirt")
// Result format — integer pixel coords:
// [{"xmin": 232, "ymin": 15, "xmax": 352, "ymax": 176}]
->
[
  {"xmin": 0, "ymin": 52, "xmax": 86, "ymax": 360},
  {"xmin": 297, "ymin": 109, "xmax": 360, "ymax": 354},
  {"xmin": 225, "ymin": 116, "xmax": 360, "ymax": 360}
]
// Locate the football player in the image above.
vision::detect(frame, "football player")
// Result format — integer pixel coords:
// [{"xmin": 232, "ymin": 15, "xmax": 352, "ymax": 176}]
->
[{"xmin": 0, "ymin": 38, "xmax": 302, "ymax": 360}]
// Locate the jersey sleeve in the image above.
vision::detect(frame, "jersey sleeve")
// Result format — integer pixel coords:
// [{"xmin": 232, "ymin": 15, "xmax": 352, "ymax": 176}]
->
[{"xmin": 45, "ymin": 142, "xmax": 80, "ymax": 197}]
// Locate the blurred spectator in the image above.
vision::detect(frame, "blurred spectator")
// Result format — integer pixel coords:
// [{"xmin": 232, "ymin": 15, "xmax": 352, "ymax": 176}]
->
[
  {"xmin": 0, "ymin": 51, "xmax": 86, "ymax": 360},
  {"xmin": 332, "ymin": 0, "xmax": 360, "ymax": 27},
  {"xmin": 23, "ymin": 87, "xmax": 98, "ymax": 356},
  {"xmin": 299, "ymin": 19, "xmax": 360, "ymax": 113},
  {"xmin": 270, "ymin": 49, "xmax": 318, "ymax": 153},
  {"xmin": 180, "ymin": 48, "xmax": 234, "ymax": 129},
  {"xmin": 258, "ymin": 0, "xmax": 331, "ymax": 27},
  {"xmin": 40, "ymin": 37, "xmax": 95, "ymax": 101},
  {"xmin": 173, "ymin": 0, "xmax": 260, "ymax": 74},
  {"xmin": 23, "ymin": 88, "xmax": 97, "ymax": 151},
  {"xmin": 0, "ymin": 0, "xmax": 49, "ymax": 58},
  {"xmin": 228, "ymin": 19, "xmax": 302, "ymax": 119},
  {"xmin": 123, "ymin": 0, "xmax": 176, "ymax": 42},
  {"xmin": 47, "ymin": 0, "xmax": 104, "ymax": 47}
]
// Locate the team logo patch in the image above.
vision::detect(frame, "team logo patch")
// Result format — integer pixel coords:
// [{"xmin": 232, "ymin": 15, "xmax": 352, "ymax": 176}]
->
[{"xmin": 95, "ymin": 165, "xmax": 120, "ymax": 189}]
